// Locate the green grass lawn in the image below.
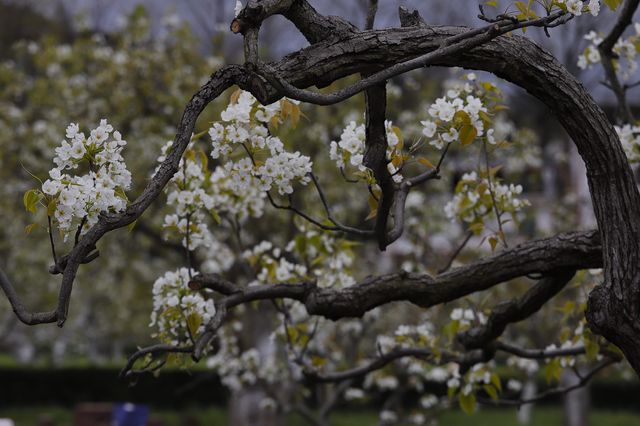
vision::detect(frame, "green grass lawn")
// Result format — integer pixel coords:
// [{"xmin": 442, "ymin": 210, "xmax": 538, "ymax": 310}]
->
[{"xmin": 0, "ymin": 406, "xmax": 638, "ymax": 425}]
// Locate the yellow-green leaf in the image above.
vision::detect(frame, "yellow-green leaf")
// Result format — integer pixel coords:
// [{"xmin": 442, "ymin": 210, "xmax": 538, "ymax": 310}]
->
[
  {"xmin": 230, "ymin": 88, "xmax": 242, "ymax": 104},
  {"xmin": 459, "ymin": 391, "xmax": 476, "ymax": 415},
  {"xmin": 23, "ymin": 189, "xmax": 42, "ymax": 214},
  {"xmin": 25, "ymin": 223, "xmax": 39, "ymax": 235},
  {"xmin": 290, "ymin": 103, "xmax": 301, "ymax": 128},
  {"xmin": 459, "ymin": 124, "xmax": 477, "ymax": 146},
  {"xmin": 490, "ymin": 373, "xmax": 502, "ymax": 392},
  {"xmin": 187, "ymin": 312, "xmax": 202, "ymax": 337},
  {"xmin": 489, "ymin": 236, "xmax": 498, "ymax": 251},
  {"xmin": 453, "ymin": 110, "xmax": 471, "ymax": 128},
  {"xmin": 545, "ymin": 359, "xmax": 562, "ymax": 384},
  {"xmin": 603, "ymin": 0, "xmax": 622, "ymax": 10},
  {"xmin": 418, "ymin": 157, "xmax": 436, "ymax": 169},
  {"xmin": 483, "ymin": 384, "xmax": 498, "ymax": 401},
  {"xmin": 47, "ymin": 198, "xmax": 58, "ymax": 216}
]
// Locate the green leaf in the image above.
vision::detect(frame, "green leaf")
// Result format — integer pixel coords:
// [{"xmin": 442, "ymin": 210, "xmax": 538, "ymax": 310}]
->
[
  {"xmin": 453, "ymin": 110, "xmax": 471, "ymax": 128},
  {"xmin": 187, "ymin": 312, "xmax": 202, "ymax": 338},
  {"xmin": 545, "ymin": 359, "xmax": 562, "ymax": 384},
  {"xmin": 443, "ymin": 320, "xmax": 460, "ymax": 343},
  {"xmin": 515, "ymin": 1, "xmax": 528, "ymax": 15},
  {"xmin": 483, "ymin": 384, "xmax": 498, "ymax": 401},
  {"xmin": 459, "ymin": 391, "xmax": 476, "ymax": 415},
  {"xmin": 459, "ymin": 124, "xmax": 477, "ymax": 146},
  {"xmin": 488, "ymin": 236, "xmax": 498, "ymax": 251},
  {"xmin": 47, "ymin": 198, "xmax": 58, "ymax": 216},
  {"xmin": 490, "ymin": 373, "xmax": 502, "ymax": 392},
  {"xmin": 23, "ymin": 189, "xmax": 42, "ymax": 214},
  {"xmin": 448, "ymin": 386, "xmax": 457, "ymax": 400},
  {"xmin": 24, "ymin": 223, "xmax": 39, "ymax": 235},
  {"xmin": 127, "ymin": 220, "xmax": 138, "ymax": 232},
  {"xmin": 418, "ymin": 157, "xmax": 436, "ymax": 169},
  {"xmin": 210, "ymin": 209, "xmax": 222, "ymax": 225},
  {"xmin": 585, "ymin": 338, "xmax": 600, "ymax": 361},
  {"xmin": 166, "ymin": 352, "xmax": 182, "ymax": 368},
  {"xmin": 603, "ymin": 0, "xmax": 622, "ymax": 10}
]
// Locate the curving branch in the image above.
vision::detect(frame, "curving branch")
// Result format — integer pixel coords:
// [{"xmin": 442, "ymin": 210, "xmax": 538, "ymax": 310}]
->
[
  {"xmin": 255, "ymin": 11, "xmax": 571, "ymax": 107},
  {"xmin": 458, "ymin": 269, "xmax": 577, "ymax": 350}
]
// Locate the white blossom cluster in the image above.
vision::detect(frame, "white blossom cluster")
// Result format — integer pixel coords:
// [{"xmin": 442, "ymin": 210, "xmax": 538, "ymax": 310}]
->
[
  {"xmin": 507, "ymin": 356, "xmax": 540, "ymax": 375},
  {"xmin": 149, "ymin": 268, "xmax": 216, "ymax": 345},
  {"xmin": 160, "ymin": 142, "xmax": 215, "ymax": 250},
  {"xmin": 209, "ymin": 90, "xmax": 312, "ymax": 196},
  {"xmin": 209, "ymin": 161, "xmax": 266, "ymax": 221},
  {"xmin": 615, "ymin": 124, "xmax": 640, "ymax": 163},
  {"xmin": 450, "ymin": 307, "xmax": 486, "ymax": 328},
  {"xmin": 447, "ymin": 362, "xmax": 496, "ymax": 396},
  {"xmin": 207, "ymin": 343, "xmax": 283, "ymax": 391},
  {"xmin": 420, "ymin": 74, "xmax": 490, "ymax": 150},
  {"xmin": 545, "ymin": 341, "xmax": 581, "ymax": 368},
  {"xmin": 558, "ymin": 0, "xmax": 601, "ymax": 16},
  {"xmin": 329, "ymin": 120, "xmax": 403, "ymax": 182},
  {"xmin": 578, "ymin": 25, "xmax": 640, "ymax": 79},
  {"xmin": 243, "ymin": 231, "xmax": 357, "ymax": 289},
  {"xmin": 42, "ymin": 120, "xmax": 131, "ymax": 240},
  {"xmin": 444, "ymin": 171, "xmax": 529, "ymax": 224},
  {"xmin": 393, "ymin": 323, "xmax": 435, "ymax": 347}
]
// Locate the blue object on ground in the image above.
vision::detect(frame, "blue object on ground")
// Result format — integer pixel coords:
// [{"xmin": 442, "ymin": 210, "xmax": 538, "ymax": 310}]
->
[{"xmin": 112, "ymin": 403, "xmax": 149, "ymax": 426}]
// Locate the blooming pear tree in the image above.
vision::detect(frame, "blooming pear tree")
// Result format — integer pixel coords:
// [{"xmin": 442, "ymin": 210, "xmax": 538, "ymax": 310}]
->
[{"xmin": 3, "ymin": 0, "xmax": 640, "ymax": 423}]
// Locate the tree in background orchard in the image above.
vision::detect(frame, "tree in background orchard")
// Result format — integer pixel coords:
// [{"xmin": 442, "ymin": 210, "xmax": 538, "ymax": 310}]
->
[
  {"xmin": 3, "ymin": 0, "xmax": 640, "ymax": 425},
  {"xmin": 0, "ymin": 6, "xmax": 225, "ymax": 362}
]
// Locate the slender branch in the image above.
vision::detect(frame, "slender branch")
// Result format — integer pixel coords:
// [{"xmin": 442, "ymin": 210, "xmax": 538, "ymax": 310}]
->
[
  {"xmin": 494, "ymin": 341, "xmax": 586, "ymax": 359},
  {"xmin": 599, "ymin": 0, "xmax": 640, "ymax": 53},
  {"xmin": 119, "ymin": 344, "xmax": 194, "ymax": 380},
  {"xmin": 480, "ymin": 356, "xmax": 620, "ymax": 407},
  {"xmin": 483, "ymin": 140, "xmax": 507, "ymax": 247},
  {"xmin": 439, "ymin": 231, "xmax": 473, "ymax": 274},
  {"xmin": 0, "ymin": 269, "xmax": 57, "ymax": 325},
  {"xmin": 458, "ymin": 269, "xmax": 576, "ymax": 349},
  {"xmin": 74, "ymin": 216, "xmax": 87, "ymax": 247},
  {"xmin": 598, "ymin": 0, "xmax": 640, "ymax": 123},
  {"xmin": 47, "ymin": 215, "xmax": 58, "ymax": 265}
]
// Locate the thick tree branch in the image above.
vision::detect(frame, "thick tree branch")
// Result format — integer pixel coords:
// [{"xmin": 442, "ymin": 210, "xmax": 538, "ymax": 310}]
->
[
  {"xmin": 256, "ymin": 12, "xmax": 570, "ymax": 106},
  {"xmin": 182, "ymin": 231, "xmax": 601, "ymax": 361}
]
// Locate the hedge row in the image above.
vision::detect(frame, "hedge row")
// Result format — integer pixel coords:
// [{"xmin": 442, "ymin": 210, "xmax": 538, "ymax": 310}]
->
[
  {"xmin": 0, "ymin": 368, "xmax": 226, "ymax": 408},
  {"xmin": 1, "ymin": 367, "xmax": 638, "ymax": 410}
]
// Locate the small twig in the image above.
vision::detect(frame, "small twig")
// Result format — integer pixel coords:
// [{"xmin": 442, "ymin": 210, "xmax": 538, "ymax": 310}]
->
[
  {"xmin": 483, "ymin": 140, "xmax": 507, "ymax": 247},
  {"xmin": 479, "ymin": 356, "xmax": 620, "ymax": 407},
  {"xmin": 74, "ymin": 216, "xmax": 87, "ymax": 247},
  {"xmin": 438, "ymin": 231, "xmax": 473, "ymax": 274},
  {"xmin": 47, "ymin": 216, "xmax": 58, "ymax": 265}
]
